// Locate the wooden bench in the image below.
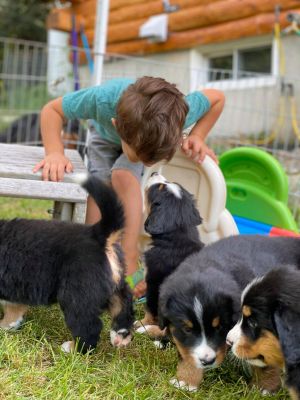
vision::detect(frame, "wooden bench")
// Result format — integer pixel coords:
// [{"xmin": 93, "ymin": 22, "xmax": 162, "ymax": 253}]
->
[{"xmin": 0, "ymin": 143, "xmax": 87, "ymax": 223}]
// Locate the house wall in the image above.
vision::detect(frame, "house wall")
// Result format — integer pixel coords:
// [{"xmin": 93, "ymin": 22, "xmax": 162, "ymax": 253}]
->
[{"xmin": 49, "ymin": 30, "xmax": 300, "ymax": 147}]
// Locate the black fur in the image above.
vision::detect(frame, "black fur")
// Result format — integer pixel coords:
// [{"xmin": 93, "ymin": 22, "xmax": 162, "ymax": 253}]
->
[
  {"xmin": 241, "ymin": 267, "xmax": 300, "ymax": 396},
  {"xmin": 0, "ymin": 176, "xmax": 134, "ymax": 353},
  {"xmin": 159, "ymin": 235, "xmax": 300, "ymax": 367},
  {"xmin": 144, "ymin": 175, "xmax": 203, "ymax": 320}
]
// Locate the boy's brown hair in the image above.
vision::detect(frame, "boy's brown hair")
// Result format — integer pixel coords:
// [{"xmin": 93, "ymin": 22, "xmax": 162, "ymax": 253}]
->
[{"xmin": 115, "ymin": 76, "xmax": 189, "ymax": 164}]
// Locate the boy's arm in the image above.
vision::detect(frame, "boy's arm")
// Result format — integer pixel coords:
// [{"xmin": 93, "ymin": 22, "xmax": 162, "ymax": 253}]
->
[
  {"xmin": 33, "ymin": 97, "xmax": 73, "ymax": 182},
  {"xmin": 182, "ymin": 89, "xmax": 225, "ymax": 163}
]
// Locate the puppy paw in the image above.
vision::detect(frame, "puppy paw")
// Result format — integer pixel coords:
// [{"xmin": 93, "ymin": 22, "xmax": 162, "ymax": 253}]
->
[
  {"xmin": 169, "ymin": 378, "xmax": 198, "ymax": 392},
  {"xmin": 61, "ymin": 341, "xmax": 75, "ymax": 353},
  {"xmin": 0, "ymin": 317, "xmax": 23, "ymax": 330},
  {"xmin": 110, "ymin": 329, "xmax": 132, "ymax": 347},
  {"xmin": 260, "ymin": 389, "xmax": 278, "ymax": 396},
  {"xmin": 135, "ymin": 325, "xmax": 149, "ymax": 334},
  {"xmin": 134, "ymin": 320, "xmax": 143, "ymax": 329},
  {"xmin": 136, "ymin": 324, "xmax": 167, "ymax": 339},
  {"xmin": 154, "ymin": 340, "xmax": 164, "ymax": 349}
]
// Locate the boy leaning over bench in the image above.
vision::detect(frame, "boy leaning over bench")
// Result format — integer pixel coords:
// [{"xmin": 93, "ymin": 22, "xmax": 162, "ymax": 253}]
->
[{"xmin": 33, "ymin": 76, "xmax": 224, "ymax": 298}]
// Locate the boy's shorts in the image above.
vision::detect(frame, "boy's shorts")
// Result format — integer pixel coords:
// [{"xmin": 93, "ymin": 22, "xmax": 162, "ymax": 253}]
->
[{"xmin": 87, "ymin": 128, "xmax": 144, "ymax": 183}]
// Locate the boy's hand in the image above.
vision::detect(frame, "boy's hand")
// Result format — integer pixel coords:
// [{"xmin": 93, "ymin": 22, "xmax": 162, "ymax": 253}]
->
[
  {"xmin": 33, "ymin": 152, "xmax": 73, "ymax": 182},
  {"xmin": 181, "ymin": 134, "xmax": 218, "ymax": 164}
]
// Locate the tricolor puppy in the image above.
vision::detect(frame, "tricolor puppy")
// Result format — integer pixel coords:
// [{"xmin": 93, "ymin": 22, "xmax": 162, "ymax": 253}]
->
[
  {"xmin": 135, "ymin": 172, "xmax": 203, "ymax": 338},
  {"xmin": 158, "ymin": 235, "xmax": 300, "ymax": 391},
  {"xmin": 227, "ymin": 267, "xmax": 300, "ymax": 398},
  {"xmin": 0, "ymin": 176, "xmax": 134, "ymax": 353}
]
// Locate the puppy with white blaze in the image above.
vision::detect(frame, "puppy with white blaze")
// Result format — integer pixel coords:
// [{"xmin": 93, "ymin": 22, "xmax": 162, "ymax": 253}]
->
[
  {"xmin": 227, "ymin": 267, "xmax": 300, "ymax": 398},
  {"xmin": 0, "ymin": 176, "xmax": 134, "ymax": 353},
  {"xmin": 158, "ymin": 235, "xmax": 300, "ymax": 391},
  {"xmin": 135, "ymin": 172, "xmax": 203, "ymax": 339}
]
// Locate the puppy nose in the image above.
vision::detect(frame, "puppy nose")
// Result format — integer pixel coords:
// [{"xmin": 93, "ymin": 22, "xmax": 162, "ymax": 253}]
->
[
  {"xmin": 200, "ymin": 356, "xmax": 216, "ymax": 366},
  {"xmin": 150, "ymin": 172, "xmax": 158, "ymax": 177}
]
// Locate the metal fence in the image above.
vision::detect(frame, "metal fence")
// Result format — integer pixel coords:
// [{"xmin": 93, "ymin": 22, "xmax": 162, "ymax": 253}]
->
[{"xmin": 0, "ymin": 36, "xmax": 299, "ymax": 228}]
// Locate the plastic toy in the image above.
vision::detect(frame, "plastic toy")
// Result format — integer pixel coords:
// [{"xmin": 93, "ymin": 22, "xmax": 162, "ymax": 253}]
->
[
  {"xmin": 234, "ymin": 215, "xmax": 300, "ymax": 237},
  {"xmin": 141, "ymin": 150, "xmax": 239, "ymax": 248},
  {"xmin": 219, "ymin": 147, "xmax": 299, "ymax": 233}
]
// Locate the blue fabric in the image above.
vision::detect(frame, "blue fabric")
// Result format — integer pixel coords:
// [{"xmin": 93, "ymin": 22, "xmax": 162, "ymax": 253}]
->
[
  {"xmin": 62, "ymin": 78, "xmax": 211, "ymax": 145},
  {"xmin": 184, "ymin": 91, "xmax": 211, "ymax": 129}
]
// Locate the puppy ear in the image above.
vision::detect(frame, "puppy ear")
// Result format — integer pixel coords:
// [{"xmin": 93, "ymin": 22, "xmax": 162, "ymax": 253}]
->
[
  {"xmin": 144, "ymin": 206, "xmax": 165, "ymax": 235},
  {"xmin": 274, "ymin": 307, "xmax": 300, "ymax": 366},
  {"xmin": 179, "ymin": 192, "xmax": 202, "ymax": 228},
  {"xmin": 158, "ymin": 312, "xmax": 169, "ymax": 330},
  {"xmin": 158, "ymin": 295, "xmax": 174, "ymax": 329},
  {"xmin": 144, "ymin": 205, "xmax": 176, "ymax": 234},
  {"xmin": 273, "ymin": 268, "xmax": 300, "ymax": 366},
  {"xmin": 185, "ymin": 198, "xmax": 202, "ymax": 227}
]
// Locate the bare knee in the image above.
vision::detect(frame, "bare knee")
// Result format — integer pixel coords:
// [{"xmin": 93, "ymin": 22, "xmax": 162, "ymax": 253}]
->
[{"xmin": 111, "ymin": 169, "xmax": 139, "ymax": 192}]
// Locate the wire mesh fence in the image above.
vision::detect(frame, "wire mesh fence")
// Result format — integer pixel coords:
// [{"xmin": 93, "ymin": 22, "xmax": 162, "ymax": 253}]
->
[{"xmin": 0, "ymin": 36, "xmax": 299, "ymax": 228}]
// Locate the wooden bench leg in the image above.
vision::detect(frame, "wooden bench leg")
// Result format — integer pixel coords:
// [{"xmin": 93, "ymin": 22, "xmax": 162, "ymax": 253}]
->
[
  {"xmin": 52, "ymin": 202, "xmax": 86, "ymax": 223},
  {"xmin": 72, "ymin": 203, "xmax": 87, "ymax": 224},
  {"xmin": 53, "ymin": 202, "xmax": 73, "ymax": 222}
]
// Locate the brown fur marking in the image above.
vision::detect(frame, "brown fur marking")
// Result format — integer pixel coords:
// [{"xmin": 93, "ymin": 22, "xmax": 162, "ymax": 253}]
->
[
  {"xmin": 243, "ymin": 305, "xmax": 252, "ymax": 317},
  {"xmin": 212, "ymin": 316, "xmax": 220, "ymax": 328},
  {"xmin": 0, "ymin": 302, "xmax": 28, "ymax": 329},
  {"xmin": 172, "ymin": 335, "xmax": 204, "ymax": 387},
  {"xmin": 183, "ymin": 320, "xmax": 193, "ymax": 329},
  {"xmin": 109, "ymin": 294, "xmax": 122, "ymax": 319},
  {"xmin": 216, "ymin": 344, "xmax": 227, "ymax": 366},
  {"xmin": 106, "ymin": 230, "xmax": 122, "ymax": 284},
  {"xmin": 235, "ymin": 330, "xmax": 284, "ymax": 368},
  {"xmin": 251, "ymin": 365, "xmax": 282, "ymax": 393},
  {"xmin": 289, "ymin": 387, "xmax": 300, "ymax": 400}
]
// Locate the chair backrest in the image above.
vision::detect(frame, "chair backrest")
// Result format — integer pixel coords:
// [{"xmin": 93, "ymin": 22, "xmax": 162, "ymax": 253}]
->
[{"xmin": 140, "ymin": 151, "xmax": 238, "ymax": 248}]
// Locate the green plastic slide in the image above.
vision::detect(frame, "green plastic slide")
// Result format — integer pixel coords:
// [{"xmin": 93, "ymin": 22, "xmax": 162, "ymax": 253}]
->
[{"xmin": 219, "ymin": 147, "xmax": 298, "ymax": 232}]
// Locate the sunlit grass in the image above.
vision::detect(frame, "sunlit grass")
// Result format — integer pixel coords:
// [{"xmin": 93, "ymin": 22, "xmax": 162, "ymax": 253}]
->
[{"xmin": 0, "ymin": 198, "xmax": 290, "ymax": 399}]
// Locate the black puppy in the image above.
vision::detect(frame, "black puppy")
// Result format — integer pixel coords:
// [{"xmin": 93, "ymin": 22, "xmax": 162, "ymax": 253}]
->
[
  {"xmin": 227, "ymin": 267, "xmax": 300, "ymax": 398},
  {"xmin": 135, "ymin": 172, "xmax": 203, "ymax": 338},
  {"xmin": 0, "ymin": 176, "xmax": 134, "ymax": 353},
  {"xmin": 158, "ymin": 235, "xmax": 300, "ymax": 391}
]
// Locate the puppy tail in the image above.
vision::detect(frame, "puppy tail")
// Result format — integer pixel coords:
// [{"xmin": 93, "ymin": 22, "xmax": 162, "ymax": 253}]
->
[{"xmin": 82, "ymin": 175, "xmax": 125, "ymax": 240}]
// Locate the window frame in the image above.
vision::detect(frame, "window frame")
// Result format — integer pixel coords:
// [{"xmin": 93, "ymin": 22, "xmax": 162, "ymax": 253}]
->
[{"xmin": 191, "ymin": 36, "xmax": 279, "ymax": 90}]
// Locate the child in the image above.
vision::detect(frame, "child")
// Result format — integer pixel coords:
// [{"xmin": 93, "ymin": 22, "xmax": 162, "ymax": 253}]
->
[{"xmin": 33, "ymin": 76, "xmax": 224, "ymax": 298}]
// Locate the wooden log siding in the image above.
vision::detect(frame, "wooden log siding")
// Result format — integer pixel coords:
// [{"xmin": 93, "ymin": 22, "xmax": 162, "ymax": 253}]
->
[
  {"xmin": 109, "ymin": 0, "xmax": 221, "ymax": 24},
  {"xmin": 47, "ymin": 8, "xmax": 85, "ymax": 32},
  {"xmin": 107, "ymin": 9, "xmax": 299, "ymax": 55},
  {"xmin": 110, "ymin": 0, "xmax": 150, "ymax": 10},
  {"xmin": 73, "ymin": 0, "xmax": 96, "ymax": 19},
  {"xmin": 110, "ymin": 0, "xmax": 219, "ymax": 11},
  {"xmin": 106, "ymin": 0, "xmax": 300, "ymax": 44},
  {"xmin": 169, "ymin": 0, "xmax": 300, "ymax": 32}
]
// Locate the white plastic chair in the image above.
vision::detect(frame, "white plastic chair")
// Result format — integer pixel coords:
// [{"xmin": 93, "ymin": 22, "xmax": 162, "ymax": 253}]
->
[{"xmin": 140, "ymin": 151, "xmax": 238, "ymax": 248}]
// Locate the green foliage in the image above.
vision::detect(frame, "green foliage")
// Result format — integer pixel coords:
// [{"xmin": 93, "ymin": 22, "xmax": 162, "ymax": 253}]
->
[{"xmin": 0, "ymin": 0, "xmax": 52, "ymax": 42}]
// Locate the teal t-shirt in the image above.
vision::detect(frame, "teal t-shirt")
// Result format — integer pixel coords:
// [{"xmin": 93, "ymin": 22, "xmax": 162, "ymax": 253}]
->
[{"xmin": 62, "ymin": 78, "xmax": 211, "ymax": 145}]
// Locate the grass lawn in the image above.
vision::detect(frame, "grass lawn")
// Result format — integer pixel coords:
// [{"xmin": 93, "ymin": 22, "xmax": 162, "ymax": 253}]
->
[{"xmin": 0, "ymin": 199, "xmax": 290, "ymax": 399}]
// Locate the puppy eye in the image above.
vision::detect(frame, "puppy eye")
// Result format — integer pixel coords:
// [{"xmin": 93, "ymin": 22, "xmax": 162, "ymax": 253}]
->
[
  {"xmin": 182, "ymin": 321, "xmax": 193, "ymax": 334},
  {"xmin": 153, "ymin": 202, "xmax": 161, "ymax": 207},
  {"xmin": 248, "ymin": 319, "xmax": 257, "ymax": 329}
]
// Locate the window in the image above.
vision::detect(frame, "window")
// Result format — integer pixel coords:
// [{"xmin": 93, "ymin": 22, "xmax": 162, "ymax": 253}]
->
[
  {"xmin": 209, "ymin": 55, "xmax": 233, "ymax": 81},
  {"xmin": 238, "ymin": 46, "xmax": 272, "ymax": 78},
  {"xmin": 208, "ymin": 45, "xmax": 272, "ymax": 81}
]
